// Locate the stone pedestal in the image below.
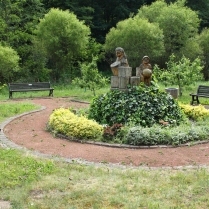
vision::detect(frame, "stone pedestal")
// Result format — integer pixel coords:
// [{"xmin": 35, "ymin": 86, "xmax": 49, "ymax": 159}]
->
[
  {"xmin": 118, "ymin": 67, "xmax": 132, "ymax": 77},
  {"xmin": 111, "ymin": 66, "xmax": 141, "ymax": 91},
  {"xmin": 111, "ymin": 76, "xmax": 119, "ymax": 88},
  {"xmin": 119, "ymin": 77, "xmax": 130, "ymax": 89},
  {"xmin": 165, "ymin": 88, "xmax": 179, "ymax": 99},
  {"xmin": 111, "ymin": 66, "xmax": 132, "ymax": 90},
  {"xmin": 130, "ymin": 76, "xmax": 140, "ymax": 86}
]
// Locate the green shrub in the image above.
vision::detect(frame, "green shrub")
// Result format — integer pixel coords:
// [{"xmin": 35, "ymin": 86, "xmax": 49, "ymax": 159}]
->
[
  {"xmin": 179, "ymin": 103, "xmax": 209, "ymax": 121},
  {"xmin": 48, "ymin": 108, "xmax": 103, "ymax": 139},
  {"xmin": 88, "ymin": 84, "xmax": 185, "ymax": 127},
  {"xmin": 124, "ymin": 123, "xmax": 209, "ymax": 146},
  {"xmin": 0, "ymin": 83, "xmax": 6, "ymax": 91}
]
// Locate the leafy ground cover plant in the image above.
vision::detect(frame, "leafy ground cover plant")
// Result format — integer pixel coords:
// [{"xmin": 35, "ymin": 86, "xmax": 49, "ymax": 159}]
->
[
  {"xmin": 115, "ymin": 102, "xmax": 209, "ymax": 146},
  {"xmin": 43, "ymin": 83, "xmax": 209, "ymax": 146},
  {"xmin": 123, "ymin": 122, "xmax": 209, "ymax": 146},
  {"xmin": 88, "ymin": 83, "xmax": 185, "ymax": 127}
]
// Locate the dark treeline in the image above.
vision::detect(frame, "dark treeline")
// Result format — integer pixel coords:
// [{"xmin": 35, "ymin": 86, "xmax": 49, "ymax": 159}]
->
[
  {"xmin": 1, "ymin": 0, "xmax": 209, "ymax": 83},
  {"xmin": 41, "ymin": 0, "xmax": 209, "ymax": 43}
]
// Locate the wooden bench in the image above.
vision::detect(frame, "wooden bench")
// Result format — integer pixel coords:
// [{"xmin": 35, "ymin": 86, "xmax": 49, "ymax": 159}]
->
[
  {"xmin": 8, "ymin": 82, "xmax": 54, "ymax": 98},
  {"xmin": 190, "ymin": 85, "xmax": 209, "ymax": 105}
]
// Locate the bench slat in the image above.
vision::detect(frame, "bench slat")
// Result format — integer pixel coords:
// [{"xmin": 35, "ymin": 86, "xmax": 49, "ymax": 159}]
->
[{"xmin": 11, "ymin": 88, "xmax": 53, "ymax": 92}]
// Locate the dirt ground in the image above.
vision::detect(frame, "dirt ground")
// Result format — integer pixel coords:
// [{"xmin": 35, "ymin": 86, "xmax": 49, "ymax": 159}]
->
[{"xmin": 3, "ymin": 97, "xmax": 209, "ymax": 168}]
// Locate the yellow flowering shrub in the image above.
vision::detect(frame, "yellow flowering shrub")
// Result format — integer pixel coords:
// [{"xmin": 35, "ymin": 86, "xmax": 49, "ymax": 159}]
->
[
  {"xmin": 48, "ymin": 108, "xmax": 103, "ymax": 139},
  {"xmin": 179, "ymin": 103, "xmax": 209, "ymax": 121}
]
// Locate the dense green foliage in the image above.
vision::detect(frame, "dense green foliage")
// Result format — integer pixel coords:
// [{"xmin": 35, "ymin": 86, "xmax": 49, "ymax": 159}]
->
[
  {"xmin": 135, "ymin": 0, "xmax": 200, "ymax": 64},
  {"xmin": 35, "ymin": 8, "xmax": 90, "ymax": 82},
  {"xmin": 88, "ymin": 84, "xmax": 185, "ymax": 127},
  {"xmin": 41, "ymin": 0, "xmax": 209, "ymax": 43},
  {"xmin": 48, "ymin": 108, "xmax": 103, "ymax": 139},
  {"xmin": 124, "ymin": 122, "xmax": 209, "ymax": 146},
  {"xmin": 0, "ymin": 0, "xmax": 209, "ymax": 83},
  {"xmin": 72, "ymin": 56, "xmax": 109, "ymax": 96},
  {"xmin": 104, "ymin": 18, "xmax": 164, "ymax": 68},
  {"xmin": 0, "ymin": 0, "xmax": 46, "ymax": 81},
  {"xmin": 198, "ymin": 28, "xmax": 209, "ymax": 80},
  {"xmin": 0, "ymin": 45, "xmax": 20, "ymax": 82},
  {"xmin": 41, "ymin": 0, "xmax": 146, "ymax": 43},
  {"xmin": 154, "ymin": 54, "xmax": 204, "ymax": 96}
]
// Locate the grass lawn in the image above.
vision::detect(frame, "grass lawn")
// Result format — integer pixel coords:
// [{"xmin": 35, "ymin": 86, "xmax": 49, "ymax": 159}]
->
[
  {"xmin": 0, "ymin": 82, "xmax": 209, "ymax": 208},
  {"xmin": 1, "ymin": 148, "xmax": 209, "ymax": 209}
]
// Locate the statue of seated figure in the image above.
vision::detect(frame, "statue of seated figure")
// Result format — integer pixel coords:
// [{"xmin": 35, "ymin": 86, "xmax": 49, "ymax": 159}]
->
[
  {"xmin": 136, "ymin": 55, "xmax": 152, "ymax": 86},
  {"xmin": 110, "ymin": 47, "xmax": 129, "ymax": 75}
]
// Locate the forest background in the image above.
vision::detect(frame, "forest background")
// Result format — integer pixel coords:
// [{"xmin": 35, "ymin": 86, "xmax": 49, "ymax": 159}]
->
[{"xmin": 0, "ymin": 0, "xmax": 209, "ymax": 84}]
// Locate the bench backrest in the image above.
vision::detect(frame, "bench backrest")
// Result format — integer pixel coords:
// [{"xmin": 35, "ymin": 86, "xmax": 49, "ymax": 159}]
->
[
  {"xmin": 197, "ymin": 85, "xmax": 209, "ymax": 96},
  {"xmin": 9, "ymin": 82, "xmax": 51, "ymax": 90}
]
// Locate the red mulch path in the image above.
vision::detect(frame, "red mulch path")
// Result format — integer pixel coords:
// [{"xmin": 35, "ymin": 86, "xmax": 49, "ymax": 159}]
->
[{"xmin": 3, "ymin": 97, "xmax": 209, "ymax": 168}]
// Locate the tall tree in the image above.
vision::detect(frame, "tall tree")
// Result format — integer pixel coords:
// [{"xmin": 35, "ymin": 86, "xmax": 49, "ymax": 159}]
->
[
  {"xmin": 0, "ymin": 0, "xmax": 46, "ymax": 81},
  {"xmin": 0, "ymin": 45, "xmax": 20, "ymax": 82},
  {"xmin": 198, "ymin": 28, "xmax": 209, "ymax": 80},
  {"xmin": 35, "ymin": 8, "xmax": 91, "ymax": 82},
  {"xmin": 136, "ymin": 0, "xmax": 200, "ymax": 65},
  {"xmin": 186, "ymin": 0, "xmax": 209, "ymax": 29},
  {"xmin": 41, "ymin": 0, "xmax": 150, "ymax": 43},
  {"xmin": 165, "ymin": 0, "xmax": 209, "ymax": 29},
  {"xmin": 104, "ymin": 18, "xmax": 165, "ymax": 68}
]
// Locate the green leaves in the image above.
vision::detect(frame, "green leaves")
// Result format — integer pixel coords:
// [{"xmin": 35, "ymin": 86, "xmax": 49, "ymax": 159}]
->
[
  {"xmin": 137, "ymin": 1, "xmax": 200, "ymax": 60},
  {"xmin": 125, "ymin": 122, "xmax": 209, "ymax": 146},
  {"xmin": 0, "ymin": 45, "xmax": 20, "ymax": 82},
  {"xmin": 72, "ymin": 56, "xmax": 109, "ymax": 96},
  {"xmin": 104, "ymin": 18, "xmax": 165, "ymax": 68},
  {"xmin": 35, "ymin": 8, "xmax": 91, "ymax": 81},
  {"xmin": 154, "ymin": 54, "xmax": 204, "ymax": 96},
  {"xmin": 88, "ymin": 84, "xmax": 185, "ymax": 127}
]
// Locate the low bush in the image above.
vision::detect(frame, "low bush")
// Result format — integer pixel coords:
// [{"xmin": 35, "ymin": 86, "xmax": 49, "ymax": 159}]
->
[
  {"xmin": 179, "ymin": 103, "xmax": 209, "ymax": 121},
  {"xmin": 88, "ymin": 84, "xmax": 186, "ymax": 127},
  {"xmin": 123, "ymin": 123, "xmax": 209, "ymax": 146},
  {"xmin": 48, "ymin": 108, "xmax": 103, "ymax": 139}
]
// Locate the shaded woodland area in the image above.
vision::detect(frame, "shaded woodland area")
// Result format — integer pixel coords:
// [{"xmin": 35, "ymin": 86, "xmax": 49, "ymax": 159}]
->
[{"xmin": 0, "ymin": 0, "xmax": 209, "ymax": 83}]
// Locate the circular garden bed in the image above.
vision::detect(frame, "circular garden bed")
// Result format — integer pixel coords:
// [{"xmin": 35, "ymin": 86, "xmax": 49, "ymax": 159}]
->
[{"xmin": 48, "ymin": 85, "xmax": 209, "ymax": 147}]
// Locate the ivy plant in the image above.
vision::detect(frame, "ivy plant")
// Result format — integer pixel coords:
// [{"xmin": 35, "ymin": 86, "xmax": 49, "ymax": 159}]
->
[{"xmin": 88, "ymin": 83, "xmax": 185, "ymax": 127}]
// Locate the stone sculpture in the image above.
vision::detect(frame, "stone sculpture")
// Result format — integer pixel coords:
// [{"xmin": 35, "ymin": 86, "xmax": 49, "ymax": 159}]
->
[
  {"xmin": 110, "ymin": 47, "xmax": 129, "ymax": 76},
  {"xmin": 136, "ymin": 55, "xmax": 152, "ymax": 86}
]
